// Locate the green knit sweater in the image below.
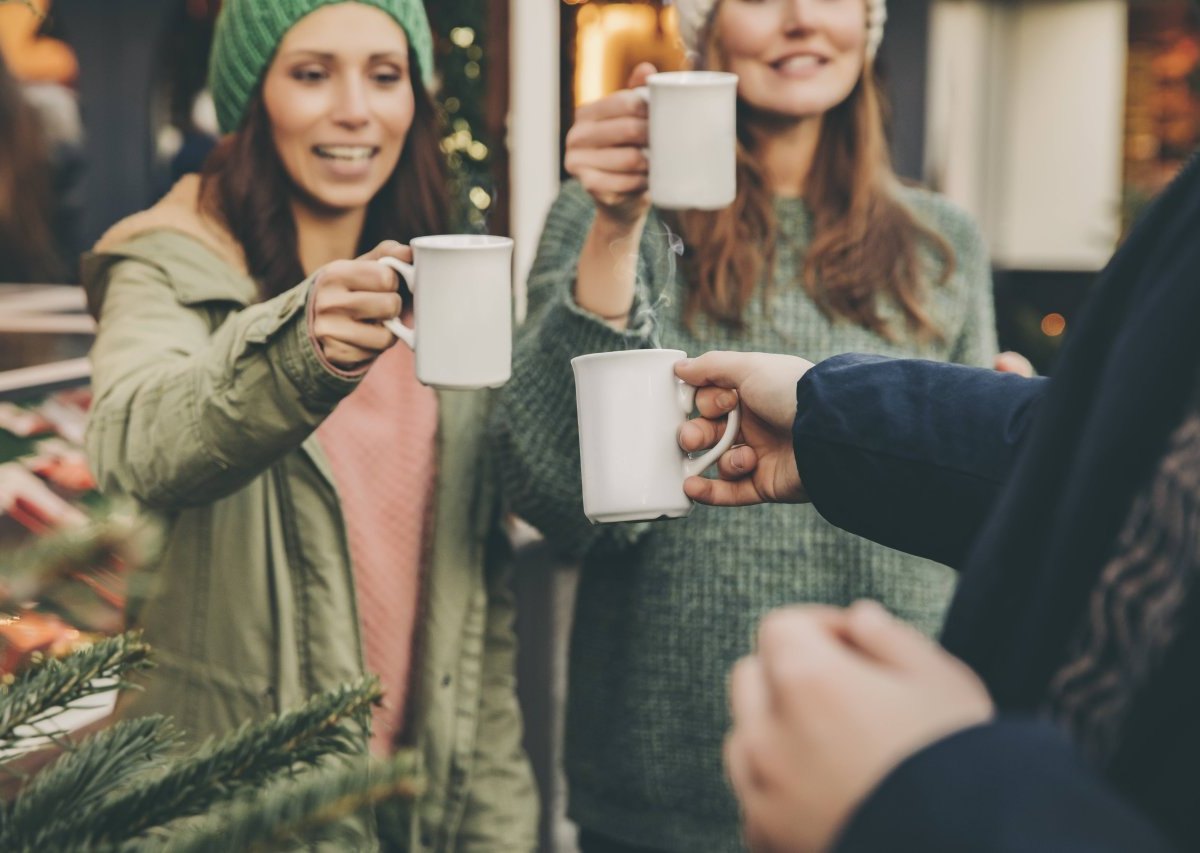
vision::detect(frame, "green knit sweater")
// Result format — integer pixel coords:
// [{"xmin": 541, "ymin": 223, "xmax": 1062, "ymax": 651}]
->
[{"xmin": 494, "ymin": 181, "xmax": 997, "ymax": 852}]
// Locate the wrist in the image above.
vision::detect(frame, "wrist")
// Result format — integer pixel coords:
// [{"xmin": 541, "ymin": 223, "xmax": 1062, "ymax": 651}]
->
[{"xmin": 593, "ymin": 207, "xmax": 648, "ymax": 241}]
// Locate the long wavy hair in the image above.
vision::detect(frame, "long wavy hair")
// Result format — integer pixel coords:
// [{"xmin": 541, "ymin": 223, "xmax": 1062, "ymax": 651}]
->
[
  {"xmin": 200, "ymin": 45, "xmax": 450, "ymax": 299},
  {"xmin": 671, "ymin": 15, "xmax": 954, "ymax": 342},
  {"xmin": 0, "ymin": 51, "xmax": 61, "ymax": 282}
]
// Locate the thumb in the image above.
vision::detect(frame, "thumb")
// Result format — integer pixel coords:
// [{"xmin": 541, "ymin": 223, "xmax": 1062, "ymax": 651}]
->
[
  {"xmin": 359, "ymin": 240, "xmax": 413, "ymax": 263},
  {"xmin": 841, "ymin": 600, "xmax": 944, "ymax": 671},
  {"xmin": 674, "ymin": 351, "xmax": 753, "ymax": 391},
  {"xmin": 627, "ymin": 62, "xmax": 659, "ymax": 90}
]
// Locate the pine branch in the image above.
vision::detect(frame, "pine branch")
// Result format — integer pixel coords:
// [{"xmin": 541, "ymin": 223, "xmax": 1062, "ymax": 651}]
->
[
  {"xmin": 152, "ymin": 752, "xmax": 421, "ymax": 853},
  {"xmin": 0, "ymin": 509, "xmax": 161, "ymax": 609},
  {"xmin": 0, "ymin": 632, "xmax": 152, "ymax": 746},
  {"xmin": 62, "ymin": 677, "xmax": 382, "ymax": 848},
  {"xmin": 2, "ymin": 716, "xmax": 176, "ymax": 851}
]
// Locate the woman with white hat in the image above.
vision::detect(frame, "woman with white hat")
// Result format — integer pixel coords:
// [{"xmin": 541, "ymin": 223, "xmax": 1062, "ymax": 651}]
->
[{"xmin": 495, "ymin": 1, "xmax": 997, "ymax": 850}]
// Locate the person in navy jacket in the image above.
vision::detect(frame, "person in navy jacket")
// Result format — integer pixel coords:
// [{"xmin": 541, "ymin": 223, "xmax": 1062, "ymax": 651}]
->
[{"xmin": 672, "ymin": 151, "xmax": 1200, "ymax": 852}]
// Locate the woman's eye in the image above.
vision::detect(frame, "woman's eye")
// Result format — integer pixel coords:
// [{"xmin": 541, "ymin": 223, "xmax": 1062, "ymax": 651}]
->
[
  {"xmin": 372, "ymin": 68, "xmax": 404, "ymax": 85},
  {"xmin": 291, "ymin": 67, "xmax": 328, "ymax": 83}
]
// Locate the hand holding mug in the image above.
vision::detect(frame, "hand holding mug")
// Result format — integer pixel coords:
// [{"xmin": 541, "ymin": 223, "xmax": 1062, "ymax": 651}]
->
[
  {"xmin": 311, "ymin": 241, "xmax": 410, "ymax": 370},
  {"xmin": 675, "ymin": 351, "xmax": 814, "ymax": 506},
  {"xmin": 565, "ymin": 62, "xmax": 656, "ymax": 228}
]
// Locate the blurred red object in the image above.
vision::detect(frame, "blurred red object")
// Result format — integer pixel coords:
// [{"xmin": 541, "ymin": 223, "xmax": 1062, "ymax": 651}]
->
[{"xmin": 0, "ymin": 610, "xmax": 90, "ymax": 674}]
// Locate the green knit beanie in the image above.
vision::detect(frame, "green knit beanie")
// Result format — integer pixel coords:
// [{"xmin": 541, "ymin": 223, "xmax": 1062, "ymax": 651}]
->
[{"xmin": 209, "ymin": 0, "xmax": 435, "ymax": 134}]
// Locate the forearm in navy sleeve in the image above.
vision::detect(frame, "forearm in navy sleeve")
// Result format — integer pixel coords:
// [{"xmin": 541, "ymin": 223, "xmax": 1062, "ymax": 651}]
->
[
  {"xmin": 834, "ymin": 718, "xmax": 1173, "ymax": 853},
  {"xmin": 793, "ymin": 354, "xmax": 1047, "ymax": 568}
]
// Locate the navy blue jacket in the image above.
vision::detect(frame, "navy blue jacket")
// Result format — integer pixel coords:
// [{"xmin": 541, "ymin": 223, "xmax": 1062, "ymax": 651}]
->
[{"xmin": 793, "ymin": 152, "xmax": 1200, "ymax": 851}]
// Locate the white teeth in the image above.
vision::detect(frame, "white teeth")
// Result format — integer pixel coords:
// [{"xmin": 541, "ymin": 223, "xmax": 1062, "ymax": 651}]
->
[
  {"xmin": 315, "ymin": 145, "xmax": 376, "ymax": 161},
  {"xmin": 776, "ymin": 55, "xmax": 820, "ymax": 73}
]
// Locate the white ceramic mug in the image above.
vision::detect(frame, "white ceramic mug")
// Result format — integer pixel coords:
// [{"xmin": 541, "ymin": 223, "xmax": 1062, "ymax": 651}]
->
[
  {"xmin": 378, "ymin": 235, "xmax": 513, "ymax": 390},
  {"xmin": 634, "ymin": 71, "xmax": 738, "ymax": 210},
  {"xmin": 572, "ymin": 348, "xmax": 742, "ymax": 523}
]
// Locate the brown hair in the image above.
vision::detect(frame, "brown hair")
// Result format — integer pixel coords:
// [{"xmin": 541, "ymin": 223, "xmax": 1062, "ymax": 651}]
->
[
  {"xmin": 0, "ymin": 52, "xmax": 62, "ymax": 282},
  {"xmin": 674, "ymin": 23, "xmax": 954, "ymax": 342},
  {"xmin": 200, "ymin": 45, "xmax": 451, "ymax": 299}
]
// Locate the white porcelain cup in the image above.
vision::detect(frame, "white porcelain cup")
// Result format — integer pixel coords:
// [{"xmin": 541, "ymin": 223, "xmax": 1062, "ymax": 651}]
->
[
  {"xmin": 378, "ymin": 235, "xmax": 513, "ymax": 390},
  {"xmin": 634, "ymin": 71, "xmax": 738, "ymax": 210},
  {"xmin": 572, "ymin": 348, "xmax": 742, "ymax": 523}
]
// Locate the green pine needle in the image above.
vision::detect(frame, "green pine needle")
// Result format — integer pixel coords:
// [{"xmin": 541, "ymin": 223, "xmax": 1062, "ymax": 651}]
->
[
  {"xmin": 0, "ymin": 632, "xmax": 152, "ymax": 746},
  {"xmin": 153, "ymin": 752, "xmax": 421, "ymax": 853},
  {"xmin": 4, "ymin": 715, "xmax": 177, "ymax": 851},
  {"xmin": 62, "ymin": 676, "xmax": 382, "ymax": 848}
]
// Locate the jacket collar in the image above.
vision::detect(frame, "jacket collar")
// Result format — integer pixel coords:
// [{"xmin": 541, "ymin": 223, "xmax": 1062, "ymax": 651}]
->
[{"xmin": 82, "ymin": 175, "xmax": 258, "ymax": 315}]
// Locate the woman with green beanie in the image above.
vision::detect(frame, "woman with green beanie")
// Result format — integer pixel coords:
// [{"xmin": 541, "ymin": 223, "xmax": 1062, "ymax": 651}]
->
[{"xmin": 82, "ymin": 2, "xmax": 536, "ymax": 849}]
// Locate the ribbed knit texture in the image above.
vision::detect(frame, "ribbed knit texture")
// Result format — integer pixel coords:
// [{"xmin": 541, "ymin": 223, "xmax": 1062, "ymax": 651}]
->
[
  {"xmin": 494, "ymin": 180, "xmax": 997, "ymax": 852},
  {"xmin": 317, "ymin": 333, "xmax": 438, "ymax": 757},
  {"xmin": 209, "ymin": 0, "xmax": 435, "ymax": 133}
]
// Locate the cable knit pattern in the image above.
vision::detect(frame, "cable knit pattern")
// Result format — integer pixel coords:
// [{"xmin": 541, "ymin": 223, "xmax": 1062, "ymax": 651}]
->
[{"xmin": 493, "ymin": 180, "xmax": 997, "ymax": 851}]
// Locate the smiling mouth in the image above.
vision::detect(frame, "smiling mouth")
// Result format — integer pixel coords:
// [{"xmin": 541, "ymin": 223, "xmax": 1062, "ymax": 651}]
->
[
  {"xmin": 771, "ymin": 55, "xmax": 826, "ymax": 73},
  {"xmin": 313, "ymin": 145, "xmax": 379, "ymax": 162}
]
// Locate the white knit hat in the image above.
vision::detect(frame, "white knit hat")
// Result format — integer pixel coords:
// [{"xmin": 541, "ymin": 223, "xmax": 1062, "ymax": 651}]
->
[{"xmin": 673, "ymin": 0, "xmax": 887, "ymax": 62}]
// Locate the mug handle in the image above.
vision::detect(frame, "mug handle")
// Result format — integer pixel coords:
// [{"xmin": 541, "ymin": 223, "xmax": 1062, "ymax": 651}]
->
[
  {"xmin": 632, "ymin": 87, "xmax": 651, "ymax": 159},
  {"xmin": 677, "ymin": 382, "xmax": 742, "ymax": 479},
  {"xmin": 377, "ymin": 256, "xmax": 417, "ymax": 350}
]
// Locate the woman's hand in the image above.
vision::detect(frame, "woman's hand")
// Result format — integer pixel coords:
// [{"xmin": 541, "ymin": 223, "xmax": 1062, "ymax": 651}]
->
[
  {"xmin": 565, "ymin": 62, "xmax": 657, "ymax": 229},
  {"xmin": 994, "ymin": 351, "xmax": 1035, "ymax": 377},
  {"xmin": 310, "ymin": 241, "xmax": 409, "ymax": 370}
]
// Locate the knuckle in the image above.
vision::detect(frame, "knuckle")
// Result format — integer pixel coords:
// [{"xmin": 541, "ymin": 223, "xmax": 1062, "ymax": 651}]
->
[{"xmin": 758, "ymin": 610, "xmax": 796, "ymax": 652}]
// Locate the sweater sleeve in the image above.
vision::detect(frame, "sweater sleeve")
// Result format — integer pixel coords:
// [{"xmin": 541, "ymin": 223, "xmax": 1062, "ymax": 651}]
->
[
  {"xmin": 947, "ymin": 213, "xmax": 999, "ymax": 368},
  {"xmin": 834, "ymin": 718, "xmax": 1174, "ymax": 853},
  {"xmin": 794, "ymin": 354, "xmax": 1048, "ymax": 568},
  {"xmin": 491, "ymin": 181, "xmax": 663, "ymax": 558}
]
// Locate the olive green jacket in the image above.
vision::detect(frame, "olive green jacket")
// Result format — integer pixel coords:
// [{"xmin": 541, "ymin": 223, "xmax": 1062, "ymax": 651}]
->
[{"xmin": 82, "ymin": 219, "xmax": 537, "ymax": 851}]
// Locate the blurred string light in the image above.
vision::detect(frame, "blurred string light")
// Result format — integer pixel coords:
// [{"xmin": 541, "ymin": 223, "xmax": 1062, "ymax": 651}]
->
[
  {"xmin": 430, "ymin": 8, "xmax": 496, "ymax": 230},
  {"xmin": 1041, "ymin": 313, "xmax": 1067, "ymax": 337}
]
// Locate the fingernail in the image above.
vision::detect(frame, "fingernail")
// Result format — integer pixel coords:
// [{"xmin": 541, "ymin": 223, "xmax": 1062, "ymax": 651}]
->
[{"xmin": 717, "ymin": 392, "xmax": 734, "ymax": 409}]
